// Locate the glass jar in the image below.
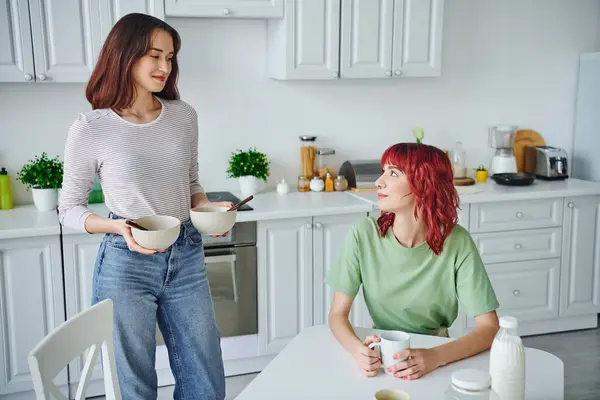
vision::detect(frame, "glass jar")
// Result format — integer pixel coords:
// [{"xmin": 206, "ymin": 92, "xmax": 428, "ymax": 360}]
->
[
  {"xmin": 334, "ymin": 175, "xmax": 348, "ymax": 191},
  {"xmin": 297, "ymin": 175, "xmax": 310, "ymax": 192},
  {"xmin": 444, "ymin": 369, "xmax": 500, "ymax": 399},
  {"xmin": 316, "ymin": 147, "xmax": 335, "ymax": 178},
  {"xmin": 450, "ymin": 141, "xmax": 467, "ymax": 178},
  {"xmin": 325, "ymin": 172, "xmax": 334, "ymax": 192},
  {"xmin": 300, "ymin": 136, "xmax": 317, "ymax": 178}
]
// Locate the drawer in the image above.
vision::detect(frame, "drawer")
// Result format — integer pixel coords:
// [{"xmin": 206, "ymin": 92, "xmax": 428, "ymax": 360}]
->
[
  {"xmin": 471, "ymin": 228, "xmax": 561, "ymax": 264},
  {"xmin": 467, "ymin": 259, "xmax": 560, "ymax": 327},
  {"xmin": 469, "ymin": 198, "xmax": 563, "ymax": 233}
]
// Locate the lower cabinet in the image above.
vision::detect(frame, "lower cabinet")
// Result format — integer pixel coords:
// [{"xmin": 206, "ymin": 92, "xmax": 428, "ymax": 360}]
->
[
  {"xmin": 257, "ymin": 212, "xmax": 368, "ymax": 355},
  {"xmin": 0, "ymin": 235, "xmax": 66, "ymax": 398}
]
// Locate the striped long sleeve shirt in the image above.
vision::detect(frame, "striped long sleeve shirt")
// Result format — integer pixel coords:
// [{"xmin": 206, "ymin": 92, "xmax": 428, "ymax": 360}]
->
[{"xmin": 58, "ymin": 97, "xmax": 204, "ymax": 232}]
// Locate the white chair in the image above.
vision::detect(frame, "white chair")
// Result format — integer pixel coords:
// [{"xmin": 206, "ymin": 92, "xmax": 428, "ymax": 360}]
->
[{"xmin": 28, "ymin": 299, "xmax": 121, "ymax": 400}]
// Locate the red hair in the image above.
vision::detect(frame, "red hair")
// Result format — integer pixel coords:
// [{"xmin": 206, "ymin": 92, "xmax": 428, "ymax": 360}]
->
[
  {"xmin": 86, "ymin": 13, "xmax": 181, "ymax": 110},
  {"xmin": 377, "ymin": 143, "xmax": 460, "ymax": 255}
]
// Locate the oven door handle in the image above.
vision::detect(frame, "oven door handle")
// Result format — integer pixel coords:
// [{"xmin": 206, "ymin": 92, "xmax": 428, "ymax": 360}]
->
[
  {"xmin": 204, "ymin": 253, "xmax": 238, "ymax": 302},
  {"xmin": 205, "ymin": 254, "xmax": 236, "ymax": 264}
]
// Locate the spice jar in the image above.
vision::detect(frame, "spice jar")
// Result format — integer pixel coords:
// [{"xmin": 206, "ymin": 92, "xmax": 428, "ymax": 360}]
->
[
  {"xmin": 334, "ymin": 175, "xmax": 348, "ymax": 191},
  {"xmin": 297, "ymin": 175, "xmax": 310, "ymax": 192},
  {"xmin": 309, "ymin": 176, "xmax": 325, "ymax": 192},
  {"xmin": 325, "ymin": 173, "xmax": 334, "ymax": 192}
]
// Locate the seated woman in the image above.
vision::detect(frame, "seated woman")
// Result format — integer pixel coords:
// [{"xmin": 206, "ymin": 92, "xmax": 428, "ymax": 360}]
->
[{"xmin": 325, "ymin": 142, "xmax": 500, "ymax": 380}]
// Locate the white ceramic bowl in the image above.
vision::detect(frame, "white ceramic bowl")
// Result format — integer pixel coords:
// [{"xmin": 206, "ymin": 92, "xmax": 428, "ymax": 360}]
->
[
  {"xmin": 130, "ymin": 215, "xmax": 180, "ymax": 250},
  {"xmin": 190, "ymin": 206, "xmax": 237, "ymax": 235}
]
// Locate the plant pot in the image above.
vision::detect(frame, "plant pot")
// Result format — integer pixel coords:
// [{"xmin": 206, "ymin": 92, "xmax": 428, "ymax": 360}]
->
[
  {"xmin": 238, "ymin": 176, "xmax": 265, "ymax": 198},
  {"xmin": 475, "ymin": 170, "xmax": 488, "ymax": 183},
  {"xmin": 32, "ymin": 188, "xmax": 58, "ymax": 211}
]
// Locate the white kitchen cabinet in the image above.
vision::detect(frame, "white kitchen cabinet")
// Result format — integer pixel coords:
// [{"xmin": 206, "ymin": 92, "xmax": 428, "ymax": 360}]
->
[
  {"xmin": 0, "ymin": 0, "xmax": 35, "ymax": 82},
  {"xmin": 0, "ymin": 0, "xmax": 164, "ymax": 83},
  {"xmin": 339, "ymin": 0, "xmax": 394, "ymax": 79},
  {"xmin": 559, "ymin": 195, "xmax": 600, "ymax": 317},
  {"xmin": 267, "ymin": 0, "xmax": 341, "ymax": 80},
  {"xmin": 257, "ymin": 212, "xmax": 367, "ymax": 355},
  {"xmin": 61, "ymin": 233, "xmax": 105, "ymax": 398},
  {"xmin": 257, "ymin": 217, "xmax": 314, "ymax": 355},
  {"xmin": 391, "ymin": 0, "xmax": 444, "ymax": 77},
  {"xmin": 165, "ymin": 0, "xmax": 283, "ymax": 18},
  {"xmin": 268, "ymin": 0, "xmax": 444, "ymax": 80},
  {"xmin": 312, "ymin": 213, "xmax": 373, "ymax": 328},
  {"xmin": 0, "ymin": 235, "xmax": 67, "ymax": 397}
]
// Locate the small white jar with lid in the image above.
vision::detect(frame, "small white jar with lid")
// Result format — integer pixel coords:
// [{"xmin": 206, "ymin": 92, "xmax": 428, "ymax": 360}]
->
[
  {"xmin": 309, "ymin": 176, "xmax": 325, "ymax": 192},
  {"xmin": 444, "ymin": 369, "xmax": 499, "ymax": 399}
]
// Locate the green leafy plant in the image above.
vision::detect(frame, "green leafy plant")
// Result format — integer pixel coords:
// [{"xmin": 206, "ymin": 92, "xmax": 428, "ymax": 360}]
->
[
  {"xmin": 16, "ymin": 152, "xmax": 64, "ymax": 190},
  {"xmin": 226, "ymin": 147, "xmax": 270, "ymax": 181},
  {"xmin": 474, "ymin": 164, "xmax": 487, "ymax": 171}
]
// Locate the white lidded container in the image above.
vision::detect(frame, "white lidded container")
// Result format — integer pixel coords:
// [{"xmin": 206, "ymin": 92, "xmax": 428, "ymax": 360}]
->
[
  {"xmin": 444, "ymin": 369, "xmax": 499, "ymax": 399},
  {"xmin": 489, "ymin": 316, "xmax": 526, "ymax": 400}
]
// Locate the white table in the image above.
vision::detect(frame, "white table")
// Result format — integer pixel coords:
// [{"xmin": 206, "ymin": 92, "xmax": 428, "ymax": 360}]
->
[{"xmin": 236, "ymin": 325, "xmax": 564, "ymax": 399}]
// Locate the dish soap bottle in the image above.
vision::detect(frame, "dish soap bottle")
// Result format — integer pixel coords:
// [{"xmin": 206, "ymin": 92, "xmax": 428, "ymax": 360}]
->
[
  {"xmin": 0, "ymin": 167, "xmax": 13, "ymax": 210},
  {"xmin": 489, "ymin": 316, "xmax": 526, "ymax": 400}
]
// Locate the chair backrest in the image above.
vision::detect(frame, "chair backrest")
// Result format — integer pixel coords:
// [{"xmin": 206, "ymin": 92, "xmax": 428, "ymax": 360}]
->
[{"xmin": 28, "ymin": 299, "xmax": 121, "ymax": 400}]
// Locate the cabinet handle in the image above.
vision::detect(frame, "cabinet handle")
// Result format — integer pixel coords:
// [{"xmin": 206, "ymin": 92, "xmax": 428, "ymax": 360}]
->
[
  {"xmin": 315, "ymin": 223, "xmax": 323, "ymax": 229},
  {"xmin": 513, "ymin": 289, "xmax": 520, "ymax": 296},
  {"xmin": 385, "ymin": 71, "xmax": 392, "ymax": 77},
  {"xmin": 24, "ymin": 73, "xmax": 33, "ymax": 81},
  {"xmin": 223, "ymin": 8, "xmax": 231, "ymax": 15},
  {"xmin": 332, "ymin": 72, "xmax": 339, "ymax": 78},
  {"xmin": 38, "ymin": 73, "xmax": 47, "ymax": 81},
  {"xmin": 306, "ymin": 223, "xmax": 312, "ymax": 229},
  {"xmin": 514, "ymin": 243, "xmax": 522, "ymax": 250},
  {"xmin": 568, "ymin": 202, "xmax": 574, "ymax": 208},
  {"xmin": 516, "ymin": 212, "xmax": 523, "ymax": 218},
  {"xmin": 394, "ymin": 70, "xmax": 402, "ymax": 76}
]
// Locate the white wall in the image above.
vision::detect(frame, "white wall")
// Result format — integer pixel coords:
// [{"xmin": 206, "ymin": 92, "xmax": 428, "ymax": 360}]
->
[{"xmin": 1, "ymin": 0, "xmax": 598, "ymax": 205}]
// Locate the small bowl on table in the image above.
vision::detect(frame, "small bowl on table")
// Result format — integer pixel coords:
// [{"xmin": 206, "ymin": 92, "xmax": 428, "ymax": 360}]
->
[{"xmin": 190, "ymin": 206, "xmax": 237, "ymax": 236}]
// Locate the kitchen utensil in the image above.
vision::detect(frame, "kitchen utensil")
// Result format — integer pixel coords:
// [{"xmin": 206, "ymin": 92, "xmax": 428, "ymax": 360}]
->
[
  {"xmin": 490, "ymin": 173, "xmax": 535, "ymax": 186},
  {"xmin": 126, "ymin": 220, "xmax": 149, "ymax": 231},
  {"xmin": 513, "ymin": 129, "xmax": 545, "ymax": 173},
  {"xmin": 453, "ymin": 177, "xmax": 476, "ymax": 186},
  {"xmin": 489, "ymin": 126, "xmax": 519, "ymax": 175},
  {"xmin": 228, "ymin": 195, "xmax": 253, "ymax": 211},
  {"xmin": 129, "ymin": 215, "xmax": 181, "ymax": 250}
]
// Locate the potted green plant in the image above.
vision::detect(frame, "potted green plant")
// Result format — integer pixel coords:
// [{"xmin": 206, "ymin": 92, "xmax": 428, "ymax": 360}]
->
[
  {"xmin": 16, "ymin": 152, "xmax": 64, "ymax": 211},
  {"xmin": 475, "ymin": 165, "xmax": 488, "ymax": 183},
  {"xmin": 226, "ymin": 147, "xmax": 270, "ymax": 197}
]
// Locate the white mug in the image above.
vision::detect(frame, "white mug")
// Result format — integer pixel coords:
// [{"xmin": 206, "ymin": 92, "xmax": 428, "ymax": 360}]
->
[
  {"xmin": 368, "ymin": 331, "xmax": 411, "ymax": 374},
  {"xmin": 374, "ymin": 389, "xmax": 411, "ymax": 400}
]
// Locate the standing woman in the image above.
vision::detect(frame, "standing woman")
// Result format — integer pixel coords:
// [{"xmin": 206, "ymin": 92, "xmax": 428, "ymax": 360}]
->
[{"xmin": 58, "ymin": 13, "xmax": 227, "ymax": 400}]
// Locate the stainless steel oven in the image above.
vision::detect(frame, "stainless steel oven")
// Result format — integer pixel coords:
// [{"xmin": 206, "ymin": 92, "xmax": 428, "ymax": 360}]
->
[{"xmin": 203, "ymin": 221, "xmax": 257, "ymax": 338}]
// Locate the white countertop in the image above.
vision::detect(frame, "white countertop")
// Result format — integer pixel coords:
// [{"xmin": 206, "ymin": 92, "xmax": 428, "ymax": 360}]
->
[
  {"xmin": 237, "ymin": 325, "xmax": 564, "ymax": 399},
  {"xmin": 348, "ymin": 178, "xmax": 600, "ymax": 207},
  {"xmin": 3, "ymin": 178, "xmax": 600, "ymax": 239}
]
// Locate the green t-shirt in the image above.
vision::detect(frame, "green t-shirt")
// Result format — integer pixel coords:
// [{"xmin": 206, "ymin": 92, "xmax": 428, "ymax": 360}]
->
[{"xmin": 325, "ymin": 216, "xmax": 499, "ymax": 335}]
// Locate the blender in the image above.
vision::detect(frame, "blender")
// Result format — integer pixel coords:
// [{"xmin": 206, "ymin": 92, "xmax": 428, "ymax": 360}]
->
[{"xmin": 489, "ymin": 125, "xmax": 518, "ymax": 175}]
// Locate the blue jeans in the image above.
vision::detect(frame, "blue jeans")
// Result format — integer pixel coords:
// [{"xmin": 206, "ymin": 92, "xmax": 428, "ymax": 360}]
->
[{"xmin": 92, "ymin": 217, "xmax": 226, "ymax": 400}]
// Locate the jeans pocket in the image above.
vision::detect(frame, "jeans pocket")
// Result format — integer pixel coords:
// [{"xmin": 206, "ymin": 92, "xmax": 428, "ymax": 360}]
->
[
  {"xmin": 105, "ymin": 233, "xmax": 130, "ymax": 250},
  {"xmin": 185, "ymin": 224, "xmax": 204, "ymax": 246}
]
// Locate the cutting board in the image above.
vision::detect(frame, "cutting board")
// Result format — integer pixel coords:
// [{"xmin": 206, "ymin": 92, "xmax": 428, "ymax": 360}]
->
[
  {"xmin": 453, "ymin": 177, "xmax": 475, "ymax": 186},
  {"xmin": 514, "ymin": 129, "xmax": 545, "ymax": 173}
]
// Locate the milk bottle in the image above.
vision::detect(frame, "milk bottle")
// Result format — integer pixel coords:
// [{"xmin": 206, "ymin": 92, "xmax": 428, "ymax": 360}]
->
[{"xmin": 489, "ymin": 316, "xmax": 525, "ymax": 400}]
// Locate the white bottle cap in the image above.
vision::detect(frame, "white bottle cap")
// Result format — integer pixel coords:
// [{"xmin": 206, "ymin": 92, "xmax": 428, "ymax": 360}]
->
[
  {"xmin": 499, "ymin": 316, "xmax": 518, "ymax": 329},
  {"xmin": 451, "ymin": 369, "xmax": 492, "ymax": 391}
]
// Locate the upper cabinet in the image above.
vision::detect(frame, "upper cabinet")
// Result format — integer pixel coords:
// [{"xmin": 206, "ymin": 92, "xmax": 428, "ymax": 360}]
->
[
  {"xmin": 165, "ymin": 0, "xmax": 284, "ymax": 18},
  {"xmin": 0, "ymin": 0, "xmax": 164, "ymax": 83},
  {"xmin": 268, "ymin": 0, "xmax": 444, "ymax": 80},
  {"xmin": 0, "ymin": 0, "xmax": 36, "ymax": 82}
]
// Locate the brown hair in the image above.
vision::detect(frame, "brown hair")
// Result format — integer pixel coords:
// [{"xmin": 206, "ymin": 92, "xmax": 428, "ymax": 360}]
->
[
  {"xmin": 377, "ymin": 143, "xmax": 459, "ymax": 255},
  {"xmin": 86, "ymin": 13, "xmax": 181, "ymax": 110}
]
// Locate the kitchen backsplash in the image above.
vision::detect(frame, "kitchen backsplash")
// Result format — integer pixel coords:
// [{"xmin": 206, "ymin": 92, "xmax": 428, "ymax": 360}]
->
[{"xmin": 1, "ymin": 0, "xmax": 599, "ymax": 205}]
